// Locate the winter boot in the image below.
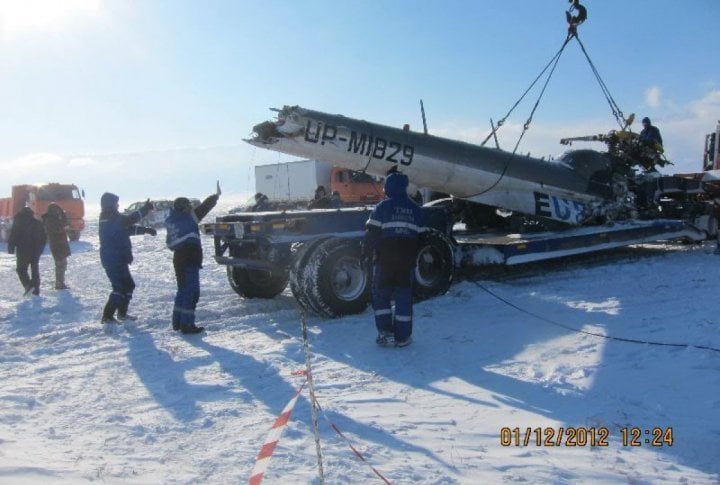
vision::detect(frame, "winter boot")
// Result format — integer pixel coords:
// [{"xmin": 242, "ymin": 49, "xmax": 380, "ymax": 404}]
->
[
  {"xmin": 180, "ymin": 324, "xmax": 205, "ymax": 335},
  {"xmin": 395, "ymin": 337, "xmax": 413, "ymax": 348},
  {"xmin": 55, "ymin": 259, "xmax": 68, "ymax": 290},
  {"xmin": 376, "ymin": 332, "xmax": 395, "ymax": 347},
  {"xmin": 117, "ymin": 301, "xmax": 137, "ymax": 321},
  {"xmin": 101, "ymin": 300, "xmax": 119, "ymax": 324}
]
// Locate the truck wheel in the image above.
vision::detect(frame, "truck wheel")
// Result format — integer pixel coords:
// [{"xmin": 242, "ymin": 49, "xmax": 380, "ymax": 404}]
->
[
  {"xmin": 226, "ymin": 267, "xmax": 289, "ymax": 299},
  {"xmin": 413, "ymin": 229, "xmax": 455, "ymax": 301},
  {"xmin": 68, "ymin": 231, "xmax": 81, "ymax": 241},
  {"xmin": 296, "ymin": 238, "xmax": 370, "ymax": 318}
]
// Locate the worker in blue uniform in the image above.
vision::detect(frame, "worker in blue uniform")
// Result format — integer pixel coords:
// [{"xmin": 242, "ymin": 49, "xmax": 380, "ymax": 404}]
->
[
  {"xmin": 363, "ymin": 172, "xmax": 424, "ymax": 347},
  {"xmin": 99, "ymin": 193, "xmax": 156, "ymax": 323},
  {"xmin": 165, "ymin": 182, "xmax": 221, "ymax": 334}
]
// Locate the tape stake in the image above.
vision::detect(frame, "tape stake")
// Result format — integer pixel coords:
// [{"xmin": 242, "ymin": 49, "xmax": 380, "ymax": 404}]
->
[{"xmin": 248, "ymin": 378, "xmax": 307, "ymax": 485}]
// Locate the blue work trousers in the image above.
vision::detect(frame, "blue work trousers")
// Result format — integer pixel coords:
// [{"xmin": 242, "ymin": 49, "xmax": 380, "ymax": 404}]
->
[
  {"xmin": 173, "ymin": 264, "xmax": 200, "ymax": 329},
  {"xmin": 103, "ymin": 263, "xmax": 135, "ymax": 311},
  {"xmin": 372, "ymin": 264, "xmax": 413, "ymax": 342}
]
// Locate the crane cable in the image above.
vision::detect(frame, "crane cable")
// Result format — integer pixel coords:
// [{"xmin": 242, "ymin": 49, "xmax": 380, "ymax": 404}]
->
[
  {"xmin": 480, "ymin": 36, "xmax": 572, "ymax": 148},
  {"xmin": 572, "ymin": 35, "xmax": 627, "ymax": 130},
  {"xmin": 469, "ymin": 279, "xmax": 720, "ymax": 354},
  {"xmin": 467, "ymin": 36, "xmax": 572, "ymax": 200}
]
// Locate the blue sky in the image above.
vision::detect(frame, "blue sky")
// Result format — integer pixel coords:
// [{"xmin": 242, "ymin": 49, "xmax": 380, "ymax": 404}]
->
[{"xmin": 1, "ymin": 0, "xmax": 718, "ymax": 206}]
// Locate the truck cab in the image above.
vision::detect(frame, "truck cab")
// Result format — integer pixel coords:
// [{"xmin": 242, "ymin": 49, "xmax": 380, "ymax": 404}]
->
[
  {"xmin": 329, "ymin": 167, "xmax": 384, "ymax": 205},
  {"xmin": 0, "ymin": 183, "xmax": 85, "ymax": 242},
  {"xmin": 28, "ymin": 184, "xmax": 85, "ymax": 240}
]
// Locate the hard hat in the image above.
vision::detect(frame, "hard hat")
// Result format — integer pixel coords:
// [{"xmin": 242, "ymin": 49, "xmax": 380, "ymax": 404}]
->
[{"xmin": 642, "ymin": 117, "xmax": 651, "ymax": 124}]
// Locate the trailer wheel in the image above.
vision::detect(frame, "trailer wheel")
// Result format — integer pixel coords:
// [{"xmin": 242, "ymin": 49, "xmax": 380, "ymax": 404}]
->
[
  {"xmin": 705, "ymin": 214, "xmax": 718, "ymax": 239},
  {"xmin": 289, "ymin": 238, "xmax": 331, "ymax": 315},
  {"xmin": 413, "ymin": 229, "xmax": 455, "ymax": 301},
  {"xmin": 226, "ymin": 267, "xmax": 289, "ymax": 299},
  {"xmin": 296, "ymin": 238, "xmax": 370, "ymax": 318}
]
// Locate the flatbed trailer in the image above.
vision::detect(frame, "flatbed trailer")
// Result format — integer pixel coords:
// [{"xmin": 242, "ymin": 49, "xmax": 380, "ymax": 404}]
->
[{"xmin": 202, "ymin": 207, "xmax": 707, "ymax": 318}]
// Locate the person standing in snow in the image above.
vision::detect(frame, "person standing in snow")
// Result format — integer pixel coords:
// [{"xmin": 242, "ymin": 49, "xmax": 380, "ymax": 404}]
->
[
  {"xmin": 165, "ymin": 182, "xmax": 221, "ymax": 334},
  {"xmin": 99, "ymin": 193, "xmax": 157, "ymax": 323},
  {"xmin": 42, "ymin": 203, "xmax": 71, "ymax": 290},
  {"xmin": 363, "ymin": 172, "xmax": 424, "ymax": 348},
  {"xmin": 7, "ymin": 206, "xmax": 47, "ymax": 296}
]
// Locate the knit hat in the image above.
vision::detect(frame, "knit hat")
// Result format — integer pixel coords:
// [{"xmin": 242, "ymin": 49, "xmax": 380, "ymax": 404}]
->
[{"xmin": 174, "ymin": 197, "xmax": 191, "ymax": 211}]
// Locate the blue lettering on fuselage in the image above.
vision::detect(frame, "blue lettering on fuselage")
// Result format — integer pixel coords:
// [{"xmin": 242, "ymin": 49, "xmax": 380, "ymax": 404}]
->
[{"xmin": 534, "ymin": 192, "xmax": 586, "ymax": 224}]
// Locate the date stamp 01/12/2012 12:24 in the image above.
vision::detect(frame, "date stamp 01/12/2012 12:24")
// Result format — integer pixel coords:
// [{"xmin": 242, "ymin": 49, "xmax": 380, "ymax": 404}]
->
[{"xmin": 500, "ymin": 426, "xmax": 674, "ymax": 447}]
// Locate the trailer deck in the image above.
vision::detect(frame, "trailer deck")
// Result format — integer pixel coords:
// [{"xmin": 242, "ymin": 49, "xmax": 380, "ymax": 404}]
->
[{"xmin": 456, "ymin": 219, "xmax": 707, "ymax": 266}]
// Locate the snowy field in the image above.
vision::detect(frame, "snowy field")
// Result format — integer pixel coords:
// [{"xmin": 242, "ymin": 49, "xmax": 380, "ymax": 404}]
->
[{"xmin": 1, "ymin": 202, "xmax": 719, "ymax": 484}]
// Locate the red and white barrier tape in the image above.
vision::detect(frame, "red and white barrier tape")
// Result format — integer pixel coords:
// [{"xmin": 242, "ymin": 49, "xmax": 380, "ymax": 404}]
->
[
  {"xmin": 315, "ymin": 400, "xmax": 392, "ymax": 485},
  {"xmin": 248, "ymin": 368, "xmax": 392, "ymax": 484},
  {"xmin": 248, "ymin": 373, "xmax": 307, "ymax": 485}
]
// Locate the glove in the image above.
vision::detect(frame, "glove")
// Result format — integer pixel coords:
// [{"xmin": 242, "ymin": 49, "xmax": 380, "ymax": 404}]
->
[
  {"xmin": 143, "ymin": 199, "xmax": 153, "ymax": 213},
  {"xmin": 146, "ymin": 227, "xmax": 157, "ymax": 237}
]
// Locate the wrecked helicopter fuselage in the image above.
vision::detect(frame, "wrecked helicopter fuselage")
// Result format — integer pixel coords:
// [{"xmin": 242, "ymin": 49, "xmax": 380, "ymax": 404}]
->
[{"xmin": 246, "ymin": 105, "xmax": 640, "ymax": 226}]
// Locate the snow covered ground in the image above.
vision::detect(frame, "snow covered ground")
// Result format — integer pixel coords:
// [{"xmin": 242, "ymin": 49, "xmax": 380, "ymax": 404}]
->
[{"xmin": 1, "ymin": 201, "xmax": 719, "ymax": 484}]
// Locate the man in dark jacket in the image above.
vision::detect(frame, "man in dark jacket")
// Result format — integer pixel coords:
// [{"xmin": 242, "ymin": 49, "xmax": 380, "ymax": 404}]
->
[
  {"xmin": 250, "ymin": 192, "xmax": 272, "ymax": 212},
  {"xmin": 42, "ymin": 203, "xmax": 71, "ymax": 290},
  {"xmin": 99, "ymin": 192, "xmax": 157, "ymax": 323},
  {"xmin": 639, "ymin": 117, "xmax": 663, "ymax": 148},
  {"xmin": 7, "ymin": 207, "xmax": 47, "ymax": 296},
  {"xmin": 363, "ymin": 172, "xmax": 424, "ymax": 347},
  {"xmin": 165, "ymin": 182, "xmax": 221, "ymax": 334}
]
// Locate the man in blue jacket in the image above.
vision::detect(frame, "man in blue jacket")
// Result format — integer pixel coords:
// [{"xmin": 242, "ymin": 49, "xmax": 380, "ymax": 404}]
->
[
  {"xmin": 363, "ymin": 172, "xmax": 424, "ymax": 347},
  {"xmin": 99, "ymin": 193, "xmax": 157, "ymax": 323},
  {"xmin": 165, "ymin": 182, "xmax": 221, "ymax": 334}
]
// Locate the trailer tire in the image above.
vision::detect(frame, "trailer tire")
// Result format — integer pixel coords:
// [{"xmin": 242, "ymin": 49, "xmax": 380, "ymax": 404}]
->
[
  {"xmin": 413, "ymin": 229, "xmax": 455, "ymax": 301},
  {"xmin": 289, "ymin": 238, "xmax": 331, "ymax": 315},
  {"xmin": 705, "ymin": 214, "xmax": 718, "ymax": 239},
  {"xmin": 296, "ymin": 237, "xmax": 370, "ymax": 318},
  {"xmin": 226, "ymin": 267, "xmax": 289, "ymax": 299}
]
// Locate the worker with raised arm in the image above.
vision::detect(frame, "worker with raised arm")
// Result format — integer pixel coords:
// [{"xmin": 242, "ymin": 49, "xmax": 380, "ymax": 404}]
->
[{"xmin": 165, "ymin": 181, "xmax": 221, "ymax": 334}]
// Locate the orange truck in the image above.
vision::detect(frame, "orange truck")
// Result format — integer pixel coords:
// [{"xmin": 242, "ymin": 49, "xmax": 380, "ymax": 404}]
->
[
  {"xmin": 255, "ymin": 159, "xmax": 384, "ymax": 206},
  {"xmin": 0, "ymin": 183, "xmax": 85, "ymax": 242}
]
